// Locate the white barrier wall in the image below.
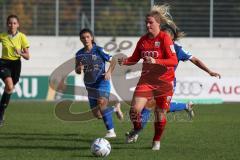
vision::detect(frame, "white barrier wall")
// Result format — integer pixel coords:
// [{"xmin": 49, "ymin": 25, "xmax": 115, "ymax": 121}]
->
[
  {"xmin": 17, "ymin": 36, "xmax": 240, "ymax": 77},
  {"xmin": 172, "ymin": 77, "xmax": 240, "ymax": 103},
  {"xmin": 1, "ymin": 36, "xmax": 240, "ymax": 102}
]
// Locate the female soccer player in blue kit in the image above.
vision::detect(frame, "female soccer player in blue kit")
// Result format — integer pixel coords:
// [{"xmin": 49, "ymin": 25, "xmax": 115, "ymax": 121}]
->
[
  {"xmin": 162, "ymin": 23, "xmax": 221, "ymax": 115},
  {"xmin": 75, "ymin": 28, "xmax": 123, "ymax": 138}
]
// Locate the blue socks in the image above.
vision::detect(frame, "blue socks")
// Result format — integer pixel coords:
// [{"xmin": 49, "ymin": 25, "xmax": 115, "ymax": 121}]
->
[
  {"xmin": 141, "ymin": 108, "xmax": 151, "ymax": 129},
  {"xmin": 169, "ymin": 102, "xmax": 187, "ymax": 112},
  {"xmin": 102, "ymin": 107, "xmax": 114, "ymax": 130},
  {"xmin": 139, "ymin": 102, "xmax": 188, "ymax": 132}
]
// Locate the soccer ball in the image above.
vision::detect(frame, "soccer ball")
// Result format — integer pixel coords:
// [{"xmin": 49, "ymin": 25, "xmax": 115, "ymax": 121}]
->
[{"xmin": 90, "ymin": 138, "xmax": 111, "ymax": 157}]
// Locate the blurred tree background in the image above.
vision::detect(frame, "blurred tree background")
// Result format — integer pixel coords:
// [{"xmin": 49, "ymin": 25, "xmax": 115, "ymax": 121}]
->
[
  {"xmin": 0, "ymin": 0, "xmax": 240, "ymax": 37},
  {"xmin": 0, "ymin": 0, "xmax": 149, "ymax": 36}
]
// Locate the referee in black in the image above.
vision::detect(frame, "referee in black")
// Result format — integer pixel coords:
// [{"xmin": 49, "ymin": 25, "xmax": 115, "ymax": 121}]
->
[{"xmin": 0, "ymin": 15, "xmax": 30, "ymax": 126}]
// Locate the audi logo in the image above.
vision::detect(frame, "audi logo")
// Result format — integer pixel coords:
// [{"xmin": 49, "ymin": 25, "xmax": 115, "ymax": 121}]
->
[
  {"xmin": 104, "ymin": 40, "xmax": 133, "ymax": 52},
  {"xmin": 174, "ymin": 81, "xmax": 203, "ymax": 96},
  {"xmin": 141, "ymin": 51, "xmax": 159, "ymax": 58}
]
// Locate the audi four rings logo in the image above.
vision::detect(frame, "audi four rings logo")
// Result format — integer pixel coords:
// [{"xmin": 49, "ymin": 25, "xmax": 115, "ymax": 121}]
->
[
  {"xmin": 141, "ymin": 51, "xmax": 159, "ymax": 58},
  {"xmin": 175, "ymin": 81, "xmax": 203, "ymax": 96}
]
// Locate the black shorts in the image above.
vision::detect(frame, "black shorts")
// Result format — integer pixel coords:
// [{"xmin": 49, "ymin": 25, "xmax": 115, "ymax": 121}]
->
[{"xmin": 0, "ymin": 59, "xmax": 21, "ymax": 85}]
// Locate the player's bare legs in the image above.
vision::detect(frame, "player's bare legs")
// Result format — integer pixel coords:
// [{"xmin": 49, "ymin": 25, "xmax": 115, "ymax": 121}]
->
[
  {"xmin": 113, "ymin": 102, "xmax": 124, "ymax": 120},
  {"xmin": 130, "ymin": 97, "xmax": 148, "ymax": 131}
]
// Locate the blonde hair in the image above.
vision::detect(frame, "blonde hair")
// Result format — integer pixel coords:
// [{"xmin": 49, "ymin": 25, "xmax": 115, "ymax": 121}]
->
[
  {"xmin": 147, "ymin": 4, "xmax": 174, "ymax": 25},
  {"xmin": 148, "ymin": 4, "xmax": 185, "ymax": 40}
]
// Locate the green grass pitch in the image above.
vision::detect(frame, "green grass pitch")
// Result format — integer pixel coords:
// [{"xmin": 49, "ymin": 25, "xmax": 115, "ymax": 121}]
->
[{"xmin": 0, "ymin": 101, "xmax": 239, "ymax": 160}]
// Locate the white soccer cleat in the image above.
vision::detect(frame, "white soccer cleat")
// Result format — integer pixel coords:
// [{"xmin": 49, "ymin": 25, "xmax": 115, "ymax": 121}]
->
[
  {"xmin": 125, "ymin": 131, "xmax": 139, "ymax": 143},
  {"xmin": 114, "ymin": 102, "xmax": 124, "ymax": 121},
  {"xmin": 105, "ymin": 131, "xmax": 117, "ymax": 138},
  {"xmin": 186, "ymin": 101, "xmax": 195, "ymax": 119},
  {"xmin": 152, "ymin": 141, "xmax": 160, "ymax": 151}
]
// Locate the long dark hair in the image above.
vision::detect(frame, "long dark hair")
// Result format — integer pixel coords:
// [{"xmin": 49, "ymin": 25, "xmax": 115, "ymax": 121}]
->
[
  {"xmin": 79, "ymin": 28, "xmax": 95, "ymax": 43},
  {"xmin": 161, "ymin": 23, "xmax": 185, "ymax": 41},
  {"xmin": 7, "ymin": 14, "xmax": 20, "ymax": 24}
]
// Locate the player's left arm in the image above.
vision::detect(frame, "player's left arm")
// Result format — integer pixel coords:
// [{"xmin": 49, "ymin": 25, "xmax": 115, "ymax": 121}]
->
[
  {"xmin": 190, "ymin": 56, "xmax": 221, "ymax": 78},
  {"xmin": 16, "ymin": 33, "xmax": 30, "ymax": 60},
  {"xmin": 105, "ymin": 57, "xmax": 117, "ymax": 80},
  {"xmin": 99, "ymin": 47, "xmax": 116, "ymax": 80},
  {"xmin": 17, "ymin": 47, "xmax": 30, "ymax": 60}
]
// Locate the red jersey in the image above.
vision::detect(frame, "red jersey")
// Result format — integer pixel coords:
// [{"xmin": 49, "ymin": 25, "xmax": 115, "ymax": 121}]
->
[{"xmin": 123, "ymin": 31, "xmax": 178, "ymax": 82}]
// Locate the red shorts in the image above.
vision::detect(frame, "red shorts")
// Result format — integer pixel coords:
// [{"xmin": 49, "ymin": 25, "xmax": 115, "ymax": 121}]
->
[
  {"xmin": 134, "ymin": 80, "xmax": 173, "ymax": 98},
  {"xmin": 133, "ymin": 81, "xmax": 173, "ymax": 110},
  {"xmin": 155, "ymin": 95, "xmax": 172, "ymax": 110}
]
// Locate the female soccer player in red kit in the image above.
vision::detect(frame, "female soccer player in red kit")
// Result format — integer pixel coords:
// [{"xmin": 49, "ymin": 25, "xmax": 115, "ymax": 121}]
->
[{"xmin": 118, "ymin": 5, "xmax": 177, "ymax": 150}]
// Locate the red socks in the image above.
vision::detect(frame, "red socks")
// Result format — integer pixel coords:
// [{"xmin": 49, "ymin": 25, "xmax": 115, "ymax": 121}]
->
[
  {"xmin": 130, "ymin": 107, "xmax": 142, "ymax": 131},
  {"xmin": 153, "ymin": 115, "xmax": 166, "ymax": 141}
]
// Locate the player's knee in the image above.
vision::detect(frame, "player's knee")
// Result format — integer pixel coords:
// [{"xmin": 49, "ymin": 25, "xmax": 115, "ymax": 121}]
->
[
  {"xmin": 4, "ymin": 78, "xmax": 14, "ymax": 93},
  {"xmin": 129, "ymin": 107, "xmax": 140, "ymax": 119},
  {"xmin": 97, "ymin": 98, "xmax": 108, "ymax": 108},
  {"xmin": 131, "ymin": 103, "xmax": 145, "ymax": 113},
  {"xmin": 146, "ymin": 99, "xmax": 156, "ymax": 109},
  {"xmin": 5, "ymin": 84, "xmax": 14, "ymax": 93}
]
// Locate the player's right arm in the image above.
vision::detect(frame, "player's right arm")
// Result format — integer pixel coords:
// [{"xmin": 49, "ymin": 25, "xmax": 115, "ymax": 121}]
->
[
  {"xmin": 17, "ymin": 33, "xmax": 30, "ymax": 60},
  {"xmin": 75, "ymin": 54, "xmax": 83, "ymax": 74},
  {"xmin": 75, "ymin": 60, "xmax": 81, "ymax": 74},
  {"xmin": 177, "ymin": 44, "xmax": 221, "ymax": 78},
  {"xmin": 118, "ymin": 41, "xmax": 141, "ymax": 66},
  {"xmin": 75, "ymin": 60, "xmax": 84, "ymax": 74}
]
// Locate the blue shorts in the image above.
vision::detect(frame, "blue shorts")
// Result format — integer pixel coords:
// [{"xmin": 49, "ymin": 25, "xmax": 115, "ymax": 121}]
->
[{"xmin": 85, "ymin": 80, "xmax": 110, "ymax": 109}]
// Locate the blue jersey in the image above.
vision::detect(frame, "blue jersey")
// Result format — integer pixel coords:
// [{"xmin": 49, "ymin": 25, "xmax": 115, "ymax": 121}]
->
[
  {"xmin": 174, "ymin": 43, "xmax": 192, "ymax": 69},
  {"xmin": 75, "ymin": 44, "xmax": 111, "ymax": 85},
  {"xmin": 173, "ymin": 43, "xmax": 192, "ymax": 87}
]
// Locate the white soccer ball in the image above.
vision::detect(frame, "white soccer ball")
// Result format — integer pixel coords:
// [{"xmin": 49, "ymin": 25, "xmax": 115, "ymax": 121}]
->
[{"xmin": 90, "ymin": 138, "xmax": 111, "ymax": 157}]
